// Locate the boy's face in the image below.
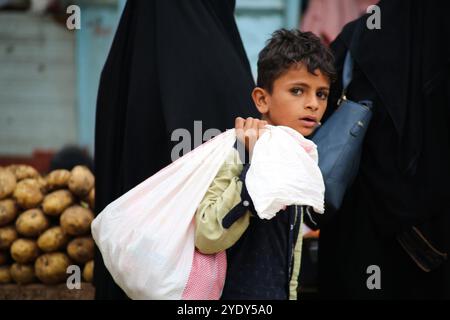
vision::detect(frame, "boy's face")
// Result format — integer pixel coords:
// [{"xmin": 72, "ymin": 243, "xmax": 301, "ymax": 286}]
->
[{"xmin": 252, "ymin": 64, "xmax": 330, "ymax": 137}]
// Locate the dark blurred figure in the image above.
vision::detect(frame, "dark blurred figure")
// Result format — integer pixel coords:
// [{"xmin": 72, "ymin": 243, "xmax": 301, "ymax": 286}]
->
[
  {"xmin": 49, "ymin": 145, "xmax": 94, "ymax": 173},
  {"xmin": 310, "ymin": 0, "xmax": 450, "ymax": 299}
]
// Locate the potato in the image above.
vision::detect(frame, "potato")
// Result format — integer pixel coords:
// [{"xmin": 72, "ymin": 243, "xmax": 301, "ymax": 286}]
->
[
  {"xmin": 0, "ymin": 225, "xmax": 18, "ymax": 250},
  {"xmin": 83, "ymin": 260, "xmax": 94, "ymax": 283},
  {"xmin": 42, "ymin": 190, "xmax": 74, "ymax": 216},
  {"xmin": 13, "ymin": 178, "xmax": 44, "ymax": 209},
  {"xmin": 0, "ymin": 168, "xmax": 16, "ymax": 199},
  {"xmin": 36, "ymin": 176, "xmax": 48, "ymax": 194},
  {"xmin": 35, "ymin": 252, "xmax": 71, "ymax": 284},
  {"xmin": 37, "ymin": 226, "xmax": 70, "ymax": 252},
  {"xmin": 60, "ymin": 205, "xmax": 94, "ymax": 236},
  {"xmin": 7, "ymin": 164, "xmax": 39, "ymax": 181},
  {"xmin": 11, "ymin": 238, "xmax": 40, "ymax": 263},
  {"xmin": 10, "ymin": 263, "xmax": 36, "ymax": 284},
  {"xmin": 67, "ymin": 237, "xmax": 94, "ymax": 264},
  {"xmin": 0, "ymin": 199, "xmax": 17, "ymax": 226},
  {"xmin": 68, "ymin": 166, "xmax": 94, "ymax": 197},
  {"xmin": 46, "ymin": 169, "xmax": 71, "ymax": 190},
  {"xmin": 0, "ymin": 265, "xmax": 12, "ymax": 284},
  {"xmin": 16, "ymin": 209, "xmax": 49, "ymax": 237}
]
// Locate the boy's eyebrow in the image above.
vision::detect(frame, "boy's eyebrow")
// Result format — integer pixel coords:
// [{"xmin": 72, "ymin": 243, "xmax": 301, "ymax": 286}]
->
[{"xmin": 289, "ymin": 82, "xmax": 330, "ymax": 91}]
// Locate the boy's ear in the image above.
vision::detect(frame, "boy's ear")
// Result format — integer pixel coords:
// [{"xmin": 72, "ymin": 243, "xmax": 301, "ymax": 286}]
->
[{"xmin": 252, "ymin": 87, "xmax": 270, "ymax": 114}]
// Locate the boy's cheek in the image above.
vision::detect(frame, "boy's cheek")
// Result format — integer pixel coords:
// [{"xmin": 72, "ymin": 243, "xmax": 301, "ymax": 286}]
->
[{"xmin": 319, "ymin": 105, "xmax": 328, "ymax": 120}]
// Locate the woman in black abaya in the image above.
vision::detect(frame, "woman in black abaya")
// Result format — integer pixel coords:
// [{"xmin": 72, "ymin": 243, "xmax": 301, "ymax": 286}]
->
[
  {"xmin": 315, "ymin": 0, "xmax": 450, "ymax": 299},
  {"xmin": 94, "ymin": 0, "xmax": 258, "ymax": 299}
]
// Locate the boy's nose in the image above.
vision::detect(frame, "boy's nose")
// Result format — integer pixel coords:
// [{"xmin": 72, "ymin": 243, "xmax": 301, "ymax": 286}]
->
[{"xmin": 304, "ymin": 96, "xmax": 320, "ymax": 111}]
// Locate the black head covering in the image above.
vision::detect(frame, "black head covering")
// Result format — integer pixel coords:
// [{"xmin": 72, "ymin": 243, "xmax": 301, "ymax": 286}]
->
[
  {"xmin": 329, "ymin": 0, "xmax": 450, "ymax": 176},
  {"xmin": 323, "ymin": 0, "xmax": 450, "ymax": 227}
]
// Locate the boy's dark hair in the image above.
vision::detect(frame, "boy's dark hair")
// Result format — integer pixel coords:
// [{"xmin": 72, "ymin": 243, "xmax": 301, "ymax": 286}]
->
[{"xmin": 257, "ymin": 29, "xmax": 336, "ymax": 92}]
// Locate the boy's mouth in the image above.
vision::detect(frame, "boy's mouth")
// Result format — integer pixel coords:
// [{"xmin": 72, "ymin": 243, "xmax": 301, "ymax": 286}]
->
[{"xmin": 299, "ymin": 116, "xmax": 318, "ymax": 128}]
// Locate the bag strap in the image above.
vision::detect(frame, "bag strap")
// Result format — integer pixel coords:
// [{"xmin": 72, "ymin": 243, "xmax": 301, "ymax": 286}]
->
[
  {"xmin": 342, "ymin": 51, "xmax": 353, "ymax": 91},
  {"xmin": 339, "ymin": 17, "xmax": 363, "ymax": 105},
  {"xmin": 338, "ymin": 51, "xmax": 353, "ymax": 105}
]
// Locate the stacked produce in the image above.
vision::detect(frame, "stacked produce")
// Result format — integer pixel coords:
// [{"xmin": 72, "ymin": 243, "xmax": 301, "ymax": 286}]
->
[{"xmin": 0, "ymin": 165, "xmax": 95, "ymax": 285}]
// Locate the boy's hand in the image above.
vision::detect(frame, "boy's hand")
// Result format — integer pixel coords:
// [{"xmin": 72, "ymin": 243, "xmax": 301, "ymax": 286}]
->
[{"xmin": 235, "ymin": 117, "xmax": 268, "ymax": 156}]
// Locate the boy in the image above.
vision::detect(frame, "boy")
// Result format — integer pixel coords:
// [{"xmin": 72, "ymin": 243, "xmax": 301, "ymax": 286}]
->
[{"xmin": 195, "ymin": 29, "xmax": 336, "ymax": 300}]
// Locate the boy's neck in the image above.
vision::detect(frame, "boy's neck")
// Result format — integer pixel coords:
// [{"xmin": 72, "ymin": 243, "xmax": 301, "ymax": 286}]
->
[{"xmin": 261, "ymin": 114, "xmax": 273, "ymax": 125}]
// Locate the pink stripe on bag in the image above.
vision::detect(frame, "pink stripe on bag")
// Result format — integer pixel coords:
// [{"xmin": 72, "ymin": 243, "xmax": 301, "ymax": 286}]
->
[{"xmin": 182, "ymin": 249, "xmax": 227, "ymax": 300}]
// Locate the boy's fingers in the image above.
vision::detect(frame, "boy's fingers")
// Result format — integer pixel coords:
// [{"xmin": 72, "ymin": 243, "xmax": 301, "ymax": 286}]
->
[
  {"xmin": 258, "ymin": 126, "xmax": 267, "ymax": 138},
  {"xmin": 252, "ymin": 120, "xmax": 262, "ymax": 138},
  {"xmin": 253, "ymin": 119, "xmax": 262, "ymax": 131},
  {"xmin": 246, "ymin": 118, "xmax": 258, "ymax": 139},
  {"xmin": 244, "ymin": 117, "xmax": 253, "ymax": 131},
  {"xmin": 235, "ymin": 117, "xmax": 244, "ymax": 130},
  {"xmin": 234, "ymin": 117, "xmax": 267, "ymax": 144},
  {"xmin": 235, "ymin": 118, "xmax": 246, "ymax": 144}
]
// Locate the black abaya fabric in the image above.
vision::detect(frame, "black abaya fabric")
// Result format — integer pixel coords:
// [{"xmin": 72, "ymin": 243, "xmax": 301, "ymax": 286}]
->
[
  {"xmin": 316, "ymin": 0, "xmax": 450, "ymax": 298},
  {"xmin": 94, "ymin": 0, "xmax": 258, "ymax": 299}
]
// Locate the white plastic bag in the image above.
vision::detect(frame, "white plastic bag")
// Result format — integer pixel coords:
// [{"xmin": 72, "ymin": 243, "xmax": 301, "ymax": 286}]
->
[
  {"xmin": 91, "ymin": 125, "xmax": 325, "ymax": 300},
  {"xmin": 246, "ymin": 125, "xmax": 325, "ymax": 219},
  {"xmin": 91, "ymin": 129, "xmax": 236, "ymax": 299}
]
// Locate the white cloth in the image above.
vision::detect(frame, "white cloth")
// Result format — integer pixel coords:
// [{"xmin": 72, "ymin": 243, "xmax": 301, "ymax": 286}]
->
[
  {"xmin": 246, "ymin": 125, "xmax": 325, "ymax": 219},
  {"xmin": 91, "ymin": 126, "xmax": 325, "ymax": 300},
  {"xmin": 91, "ymin": 130, "xmax": 237, "ymax": 300}
]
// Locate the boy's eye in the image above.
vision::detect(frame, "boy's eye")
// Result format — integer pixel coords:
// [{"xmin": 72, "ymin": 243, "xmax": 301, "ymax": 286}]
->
[
  {"xmin": 317, "ymin": 91, "xmax": 329, "ymax": 100},
  {"xmin": 290, "ymin": 87, "xmax": 303, "ymax": 96}
]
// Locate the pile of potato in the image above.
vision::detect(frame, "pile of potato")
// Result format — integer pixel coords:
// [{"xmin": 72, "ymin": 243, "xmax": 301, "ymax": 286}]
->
[{"xmin": 0, "ymin": 164, "xmax": 95, "ymax": 286}]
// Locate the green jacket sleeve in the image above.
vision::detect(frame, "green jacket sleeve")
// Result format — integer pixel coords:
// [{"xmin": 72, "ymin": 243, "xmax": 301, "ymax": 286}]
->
[{"xmin": 195, "ymin": 148, "xmax": 251, "ymax": 254}]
